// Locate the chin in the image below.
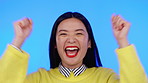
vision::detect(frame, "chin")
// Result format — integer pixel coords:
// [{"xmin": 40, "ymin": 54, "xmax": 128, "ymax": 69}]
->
[{"xmin": 63, "ymin": 59, "xmax": 82, "ymax": 67}]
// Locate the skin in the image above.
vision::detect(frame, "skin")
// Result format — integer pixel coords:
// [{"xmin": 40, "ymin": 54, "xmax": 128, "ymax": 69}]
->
[
  {"xmin": 12, "ymin": 14, "xmax": 131, "ymax": 68},
  {"xmin": 12, "ymin": 18, "xmax": 33, "ymax": 49},
  {"xmin": 111, "ymin": 14, "xmax": 130, "ymax": 48},
  {"xmin": 56, "ymin": 18, "xmax": 91, "ymax": 69}
]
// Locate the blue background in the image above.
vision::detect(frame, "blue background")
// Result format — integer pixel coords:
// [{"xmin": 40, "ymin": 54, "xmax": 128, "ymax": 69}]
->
[{"xmin": 0, "ymin": 0, "xmax": 148, "ymax": 75}]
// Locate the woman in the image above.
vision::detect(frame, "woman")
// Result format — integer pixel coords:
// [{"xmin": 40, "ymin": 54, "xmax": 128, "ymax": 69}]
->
[{"xmin": 0, "ymin": 12, "xmax": 147, "ymax": 83}]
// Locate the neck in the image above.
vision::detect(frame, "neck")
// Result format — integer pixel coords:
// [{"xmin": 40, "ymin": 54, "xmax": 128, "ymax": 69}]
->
[{"xmin": 61, "ymin": 61, "xmax": 83, "ymax": 69}]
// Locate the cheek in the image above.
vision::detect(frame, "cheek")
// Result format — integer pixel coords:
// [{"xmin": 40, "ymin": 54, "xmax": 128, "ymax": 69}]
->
[
  {"xmin": 77, "ymin": 36, "xmax": 89, "ymax": 55},
  {"xmin": 56, "ymin": 37, "xmax": 63, "ymax": 47},
  {"xmin": 77, "ymin": 36, "xmax": 89, "ymax": 45},
  {"xmin": 56, "ymin": 36, "xmax": 67, "ymax": 50},
  {"xmin": 56, "ymin": 37, "xmax": 64, "ymax": 58}
]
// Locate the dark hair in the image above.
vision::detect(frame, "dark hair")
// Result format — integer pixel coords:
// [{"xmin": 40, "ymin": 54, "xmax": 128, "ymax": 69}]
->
[{"xmin": 49, "ymin": 12, "xmax": 102, "ymax": 68}]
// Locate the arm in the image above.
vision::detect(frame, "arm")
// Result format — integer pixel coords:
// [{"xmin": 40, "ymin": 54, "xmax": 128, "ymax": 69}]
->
[
  {"xmin": 0, "ymin": 18, "xmax": 33, "ymax": 83},
  {"xmin": 12, "ymin": 18, "xmax": 33, "ymax": 48},
  {"xmin": 111, "ymin": 15, "xmax": 148, "ymax": 83},
  {"xmin": 0, "ymin": 45, "xmax": 29, "ymax": 83},
  {"xmin": 116, "ymin": 45, "xmax": 147, "ymax": 83}
]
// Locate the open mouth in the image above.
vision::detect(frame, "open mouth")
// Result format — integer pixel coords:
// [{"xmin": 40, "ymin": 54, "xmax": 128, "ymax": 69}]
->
[{"xmin": 65, "ymin": 46, "xmax": 79, "ymax": 58}]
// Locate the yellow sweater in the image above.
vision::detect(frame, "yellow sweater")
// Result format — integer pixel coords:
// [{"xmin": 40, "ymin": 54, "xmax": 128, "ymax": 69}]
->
[{"xmin": 0, "ymin": 45, "xmax": 147, "ymax": 83}]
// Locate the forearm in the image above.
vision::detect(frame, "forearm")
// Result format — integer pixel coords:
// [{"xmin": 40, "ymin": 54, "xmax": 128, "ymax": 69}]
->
[
  {"xmin": 12, "ymin": 37, "xmax": 26, "ymax": 49},
  {"xmin": 116, "ymin": 45, "xmax": 148, "ymax": 83},
  {"xmin": 0, "ymin": 45, "xmax": 29, "ymax": 83},
  {"xmin": 116, "ymin": 38, "xmax": 129, "ymax": 48}
]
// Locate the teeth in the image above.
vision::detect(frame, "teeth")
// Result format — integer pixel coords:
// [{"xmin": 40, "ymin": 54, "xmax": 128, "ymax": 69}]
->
[
  {"xmin": 66, "ymin": 47, "xmax": 78, "ymax": 50},
  {"xmin": 67, "ymin": 53, "xmax": 76, "ymax": 55}
]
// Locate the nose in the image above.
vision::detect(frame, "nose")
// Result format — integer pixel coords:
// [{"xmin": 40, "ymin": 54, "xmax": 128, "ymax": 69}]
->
[{"xmin": 67, "ymin": 36, "xmax": 76, "ymax": 44}]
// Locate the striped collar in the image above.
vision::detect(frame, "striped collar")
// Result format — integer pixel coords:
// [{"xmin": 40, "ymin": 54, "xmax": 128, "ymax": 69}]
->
[{"xmin": 58, "ymin": 63, "xmax": 87, "ymax": 77}]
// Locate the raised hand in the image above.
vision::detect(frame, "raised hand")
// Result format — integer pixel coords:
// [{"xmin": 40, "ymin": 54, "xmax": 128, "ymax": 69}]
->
[
  {"xmin": 111, "ymin": 14, "xmax": 131, "ymax": 48},
  {"xmin": 12, "ymin": 17, "xmax": 33, "ymax": 49}
]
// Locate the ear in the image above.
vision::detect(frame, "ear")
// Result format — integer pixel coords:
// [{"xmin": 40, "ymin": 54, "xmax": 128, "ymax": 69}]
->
[{"xmin": 88, "ymin": 40, "xmax": 91, "ymax": 48}]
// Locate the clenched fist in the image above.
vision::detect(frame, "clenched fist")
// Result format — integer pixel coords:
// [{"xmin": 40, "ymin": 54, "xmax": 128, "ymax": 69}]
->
[
  {"xmin": 12, "ymin": 17, "xmax": 33, "ymax": 49},
  {"xmin": 111, "ymin": 15, "xmax": 131, "ymax": 48}
]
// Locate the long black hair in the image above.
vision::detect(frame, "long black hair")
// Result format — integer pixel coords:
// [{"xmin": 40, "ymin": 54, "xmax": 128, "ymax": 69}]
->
[{"xmin": 49, "ymin": 12, "xmax": 102, "ymax": 68}]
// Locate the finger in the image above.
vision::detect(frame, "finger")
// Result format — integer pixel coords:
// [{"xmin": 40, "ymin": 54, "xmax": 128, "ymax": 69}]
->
[
  {"xmin": 112, "ymin": 15, "xmax": 120, "ymax": 30},
  {"xmin": 115, "ymin": 15, "xmax": 125, "ymax": 30},
  {"xmin": 13, "ymin": 22, "xmax": 22, "ymax": 34},
  {"xmin": 24, "ymin": 18, "xmax": 30, "ymax": 26},
  {"xmin": 117, "ymin": 15, "xmax": 129, "ymax": 27},
  {"xmin": 29, "ymin": 18, "xmax": 33, "ymax": 27},
  {"xmin": 112, "ymin": 15, "xmax": 117, "ymax": 24},
  {"xmin": 117, "ymin": 17, "xmax": 124, "ymax": 30},
  {"xmin": 112, "ymin": 15, "xmax": 117, "ymax": 28},
  {"xmin": 29, "ymin": 19, "xmax": 33, "ymax": 25},
  {"xmin": 118, "ymin": 16, "xmax": 130, "ymax": 30},
  {"xmin": 113, "ymin": 15, "xmax": 119, "ymax": 23},
  {"xmin": 112, "ymin": 15, "xmax": 120, "ymax": 28},
  {"xmin": 13, "ymin": 21, "xmax": 22, "ymax": 29},
  {"xmin": 118, "ymin": 20, "xmax": 125, "ymax": 31},
  {"xmin": 115, "ymin": 15, "xmax": 120, "ymax": 24},
  {"xmin": 116, "ymin": 15, "xmax": 122, "ymax": 24},
  {"xmin": 27, "ymin": 18, "xmax": 33, "ymax": 30},
  {"xmin": 125, "ymin": 21, "xmax": 131, "ymax": 28},
  {"xmin": 111, "ymin": 14, "xmax": 116, "ymax": 22},
  {"xmin": 20, "ymin": 18, "xmax": 30, "ymax": 27},
  {"xmin": 16, "ymin": 25, "xmax": 22, "ymax": 32}
]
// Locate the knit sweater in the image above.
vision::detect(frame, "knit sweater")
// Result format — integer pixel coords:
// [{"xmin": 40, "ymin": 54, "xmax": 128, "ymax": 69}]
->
[{"xmin": 0, "ymin": 45, "xmax": 147, "ymax": 83}]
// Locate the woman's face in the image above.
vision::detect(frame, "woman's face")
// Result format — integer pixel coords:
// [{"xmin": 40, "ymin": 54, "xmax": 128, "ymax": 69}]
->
[{"xmin": 56, "ymin": 18, "xmax": 91, "ymax": 68}]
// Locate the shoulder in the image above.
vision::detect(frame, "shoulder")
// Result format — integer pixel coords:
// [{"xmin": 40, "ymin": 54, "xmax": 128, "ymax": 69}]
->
[
  {"xmin": 88, "ymin": 67, "xmax": 115, "ymax": 73},
  {"xmin": 27, "ymin": 68, "xmax": 48, "ymax": 77},
  {"xmin": 86, "ymin": 67, "xmax": 119, "ymax": 81},
  {"xmin": 26, "ymin": 68, "xmax": 52, "ymax": 81},
  {"xmin": 25, "ymin": 68, "xmax": 58, "ymax": 82},
  {"xmin": 33, "ymin": 68, "xmax": 60, "ymax": 77},
  {"xmin": 86, "ymin": 67, "xmax": 118, "ymax": 77},
  {"xmin": 26, "ymin": 67, "xmax": 60, "ymax": 77}
]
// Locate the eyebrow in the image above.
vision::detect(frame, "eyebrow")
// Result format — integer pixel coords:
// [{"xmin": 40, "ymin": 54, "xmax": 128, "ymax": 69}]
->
[
  {"xmin": 58, "ymin": 29, "xmax": 85, "ymax": 32},
  {"xmin": 75, "ymin": 29, "xmax": 85, "ymax": 32},
  {"xmin": 58, "ymin": 30, "xmax": 68, "ymax": 32}
]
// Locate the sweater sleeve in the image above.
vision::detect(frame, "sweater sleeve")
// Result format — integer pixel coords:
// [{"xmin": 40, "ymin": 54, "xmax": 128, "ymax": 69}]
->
[
  {"xmin": 116, "ymin": 45, "xmax": 148, "ymax": 83},
  {"xmin": 0, "ymin": 45, "xmax": 29, "ymax": 83}
]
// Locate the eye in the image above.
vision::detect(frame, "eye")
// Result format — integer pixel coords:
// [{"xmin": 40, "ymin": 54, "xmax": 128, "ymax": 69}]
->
[
  {"xmin": 59, "ymin": 33, "xmax": 67, "ymax": 36},
  {"xmin": 76, "ymin": 33, "xmax": 83, "ymax": 35}
]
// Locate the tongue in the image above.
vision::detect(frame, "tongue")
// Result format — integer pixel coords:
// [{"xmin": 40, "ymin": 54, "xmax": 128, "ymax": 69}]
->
[{"xmin": 66, "ymin": 50, "xmax": 78, "ymax": 58}]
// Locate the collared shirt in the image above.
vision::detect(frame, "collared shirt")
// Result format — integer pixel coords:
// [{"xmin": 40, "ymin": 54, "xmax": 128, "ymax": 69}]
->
[
  {"xmin": 58, "ymin": 63, "xmax": 87, "ymax": 77},
  {"xmin": 10, "ymin": 44, "xmax": 22, "ymax": 52}
]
